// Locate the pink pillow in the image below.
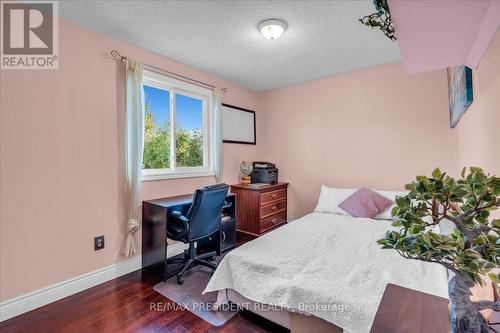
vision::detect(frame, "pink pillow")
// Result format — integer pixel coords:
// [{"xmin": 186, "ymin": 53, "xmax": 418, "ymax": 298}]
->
[{"xmin": 338, "ymin": 187, "xmax": 393, "ymax": 219}]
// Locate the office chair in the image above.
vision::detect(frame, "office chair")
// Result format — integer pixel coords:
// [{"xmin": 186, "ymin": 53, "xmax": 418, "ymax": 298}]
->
[{"xmin": 166, "ymin": 183, "xmax": 229, "ymax": 285}]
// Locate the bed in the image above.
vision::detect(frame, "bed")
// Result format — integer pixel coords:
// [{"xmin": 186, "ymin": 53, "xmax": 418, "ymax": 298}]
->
[{"xmin": 203, "ymin": 212, "xmax": 449, "ymax": 333}]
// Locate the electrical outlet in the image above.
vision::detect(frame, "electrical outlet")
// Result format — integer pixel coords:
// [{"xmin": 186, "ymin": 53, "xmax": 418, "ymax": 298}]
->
[{"xmin": 94, "ymin": 235, "xmax": 105, "ymax": 251}]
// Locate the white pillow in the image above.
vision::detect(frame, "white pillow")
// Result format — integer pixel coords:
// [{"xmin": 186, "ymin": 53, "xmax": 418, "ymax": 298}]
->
[
  {"xmin": 374, "ymin": 190, "xmax": 455, "ymax": 236},
  {"xmin": 372, "ymin": 189, "xmax": 409, "ymax": 220},
  {"xmin": 374, "ymin": 189, "xmax": 456, "ymax": 235},
  {"xmin": 415, "ymin": 215, "xmax": 455, "ymax": 235},
  {"xmin": 314, "ymin": 185, "xmax": 357, "ymax": 215},
  {"xmin": 438, "ymin": 219, "xmax": 455, "ymax": 235},
  {"xmin": 313, "ymin": 186, "xmax": 412, "ymax": 220}
]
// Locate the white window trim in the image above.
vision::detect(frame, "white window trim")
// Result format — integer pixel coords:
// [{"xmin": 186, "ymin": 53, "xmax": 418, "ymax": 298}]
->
[{"xmin": 141, "ymin": 69, "xmax": 215, "ymax": 182}]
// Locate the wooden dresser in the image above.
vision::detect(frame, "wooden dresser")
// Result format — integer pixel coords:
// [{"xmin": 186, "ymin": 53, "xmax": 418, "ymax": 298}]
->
[{"xmin": 230, "ymin": 182, "xmax": 289, "ymax": 237}]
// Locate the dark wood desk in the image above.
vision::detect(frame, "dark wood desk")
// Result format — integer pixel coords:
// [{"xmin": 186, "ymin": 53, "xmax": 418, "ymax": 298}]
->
[
  {"xmin": 370, "ymin": 284, "xmax": 451, "ymax": 333},
  {"xmin": 141, "ymin": 193, "xmax": 236, "ymax": 281}
]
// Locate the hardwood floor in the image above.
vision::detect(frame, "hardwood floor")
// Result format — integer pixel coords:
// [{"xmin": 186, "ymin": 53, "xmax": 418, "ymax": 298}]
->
[
  {"xmin": 0, "ymin": 269, "xmax": 289, "ymax": 333},
  {"xmin": 0, "ymin": 237, "xmax": 288, "ymax": 333}
]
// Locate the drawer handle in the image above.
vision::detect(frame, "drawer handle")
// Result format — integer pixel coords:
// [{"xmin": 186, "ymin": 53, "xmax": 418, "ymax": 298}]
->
[
  {"xmin": 222, "ymin": 231, "xmax": 226, "ymax": 242},
  {"xmin": 272, "ymin": 193, "xmax": 278, "ymax": 199},
  {"xmin": 271, "ymin": 218, "xmax": 278, "ymax": 224},
  {"xmin": 272, "ymin": 206, "xmax": 278, "ymax": 212}
]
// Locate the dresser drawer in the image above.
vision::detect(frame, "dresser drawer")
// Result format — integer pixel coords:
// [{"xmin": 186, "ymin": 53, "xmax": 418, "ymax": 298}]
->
[
  {"xmin": 231, "ymin": 182, "xmax": 288, "ymax": 237},
  {"xmin": 260, "ymin": 200, "xmax": 286, "ymax": 219},
  {"xmin": 261, "ymin": 189, "xmax": 287, "ymax": 206},
  {"xmin": 260, "ymin": 212, "xmax": 287, "ymax": 232}
]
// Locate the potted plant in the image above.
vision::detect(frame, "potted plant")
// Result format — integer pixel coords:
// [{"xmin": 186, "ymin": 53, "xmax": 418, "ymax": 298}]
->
[
  {"xmin": 378, "ymin": 167, "xmax": 499, "ymax": 333},
  {"xmin": 359, "ymin": 0, "xmax": 396, "ymax": 41}
]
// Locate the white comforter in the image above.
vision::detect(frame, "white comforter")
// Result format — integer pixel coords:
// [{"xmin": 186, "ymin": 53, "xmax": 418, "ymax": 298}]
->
[{"xmin": 204, "ymin": 213, "xmax": 449, "ymax": 333}]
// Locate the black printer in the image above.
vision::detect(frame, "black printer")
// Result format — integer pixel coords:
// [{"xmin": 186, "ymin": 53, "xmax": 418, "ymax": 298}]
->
[{"xmin": 251, "ymin": 161, "xmax": 278, "ymax": 184}]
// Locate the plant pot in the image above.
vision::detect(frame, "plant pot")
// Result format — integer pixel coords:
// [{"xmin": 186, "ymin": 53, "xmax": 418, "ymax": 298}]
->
[{"xmin": 448, "ymin": 272, "xmax": 489, "ymax": 333}]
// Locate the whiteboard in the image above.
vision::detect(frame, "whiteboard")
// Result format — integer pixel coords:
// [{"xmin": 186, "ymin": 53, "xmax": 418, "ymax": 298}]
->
[{"xmin": 222, "ymin": 104, "xmax": 256, "ymax": 144}]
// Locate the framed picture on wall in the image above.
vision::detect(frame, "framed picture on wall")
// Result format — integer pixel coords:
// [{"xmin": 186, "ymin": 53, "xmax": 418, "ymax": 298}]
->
[
  {"xmin": 447, "ymin": 65, "xmax": 473, "ymax": 128},
  {"xmin": 222, "ymin": 103, "xmax": 256, "ymax": 144}
]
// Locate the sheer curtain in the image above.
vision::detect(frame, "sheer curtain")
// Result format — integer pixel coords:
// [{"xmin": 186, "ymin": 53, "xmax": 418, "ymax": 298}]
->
[
  {"xmin": 213, "ymin": 89, "xmax": 223, "ymax": 182},
  {"xmin": 122, "ymin": 60, "xmax": 144, "ymax": 257}
]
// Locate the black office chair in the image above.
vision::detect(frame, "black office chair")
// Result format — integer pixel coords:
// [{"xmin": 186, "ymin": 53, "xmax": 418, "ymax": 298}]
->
[{"xmin": 166, "ymin": 183, "xmax": 229, "ymax": 285}]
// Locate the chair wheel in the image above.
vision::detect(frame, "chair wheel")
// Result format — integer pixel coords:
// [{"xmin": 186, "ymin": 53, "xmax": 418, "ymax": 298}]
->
[{"xmin": 177, "ymin": 275, "xmax": 184, "ymax": 285}]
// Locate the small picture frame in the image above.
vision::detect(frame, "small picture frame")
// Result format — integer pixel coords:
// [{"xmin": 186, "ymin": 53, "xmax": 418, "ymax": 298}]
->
[{"xmin": 222, "ymin": 103, "xmax": 256, "ymax": 145}]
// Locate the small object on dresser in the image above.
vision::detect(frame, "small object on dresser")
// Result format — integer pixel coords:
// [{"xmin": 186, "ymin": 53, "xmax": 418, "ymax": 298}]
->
[
  {"xmin": 251, "ymin": 161, "xmax": 278, "ymax": 184},
  {"xmin": 240, "ymin": 161, "xmax": 253, "ymax": 185}
]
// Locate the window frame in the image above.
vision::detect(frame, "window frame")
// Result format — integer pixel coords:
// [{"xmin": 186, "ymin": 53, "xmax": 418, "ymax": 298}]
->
[{"xmin": 141, "ymin": 69, "xmax": 214, "ymax": 181}]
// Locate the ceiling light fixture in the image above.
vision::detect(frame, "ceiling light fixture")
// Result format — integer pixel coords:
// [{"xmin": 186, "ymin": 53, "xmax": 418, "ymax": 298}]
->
[{"xmin": 258, "ymin": 19, "xmax": 287, "ymax": 40}]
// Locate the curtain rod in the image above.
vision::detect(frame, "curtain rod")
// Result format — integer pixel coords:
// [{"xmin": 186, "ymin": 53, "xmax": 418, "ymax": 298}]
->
[{"xmin": 110, "ymin": 50, "xmax": 228, "ymax": 93}]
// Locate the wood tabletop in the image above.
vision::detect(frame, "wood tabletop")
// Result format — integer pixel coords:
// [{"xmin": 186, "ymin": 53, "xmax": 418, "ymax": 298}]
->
[
  {"xmin": 144, "ymin": 192, "xmax": 235, "ymax": 208},
  {"xmin": 230, "ymin": 182, "xmax": 289, "ymax": 192},
  {"xmin": 370, "ymin": 283, "xmax": 450, "ymax": 333}
]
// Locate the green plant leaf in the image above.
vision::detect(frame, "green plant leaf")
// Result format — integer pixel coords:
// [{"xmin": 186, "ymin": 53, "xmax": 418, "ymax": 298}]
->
[
  {"xmin": 488, "ymin": 273, "xmax": 500, "ymax": 283},
  {"xmin": 432, "ymin": 168, "xmax": 442, "ymax": 179},
  {"xmin": 378, "ymin": 167, "xmax": 499, "ymax": 283}
]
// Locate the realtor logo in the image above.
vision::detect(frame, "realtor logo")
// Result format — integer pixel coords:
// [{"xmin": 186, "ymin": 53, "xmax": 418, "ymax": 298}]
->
[{"xmin": 1, "ymin": 1, "xmax": 58, "ymax": 69}]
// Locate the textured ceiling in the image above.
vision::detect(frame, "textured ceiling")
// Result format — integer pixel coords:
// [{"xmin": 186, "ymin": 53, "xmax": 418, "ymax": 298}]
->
[{"xmin": 60, "ymin": 0, "xmax": 401, "ymax": 92}]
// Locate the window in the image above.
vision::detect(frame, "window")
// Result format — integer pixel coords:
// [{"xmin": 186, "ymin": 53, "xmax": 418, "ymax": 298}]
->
[{"xmin": 142, "ymin": 70, "xmax": 214, "ymax": 180}]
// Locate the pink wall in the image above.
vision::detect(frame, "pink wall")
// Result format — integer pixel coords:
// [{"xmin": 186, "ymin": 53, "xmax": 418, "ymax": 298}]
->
[
  {"xmin": 455, "ymin": 32, "xmax": 500, "ymax": 182},
  {"xmin": 259, "ymin": 63, "xmax": 456, "ymax": 220},
  {"xmin": 0, "ymin": 19, "xmax": 261, "ymax": 301},
  {"xmin": 389, "ymin": 0, "xmax": 500, "ymax": 74}
]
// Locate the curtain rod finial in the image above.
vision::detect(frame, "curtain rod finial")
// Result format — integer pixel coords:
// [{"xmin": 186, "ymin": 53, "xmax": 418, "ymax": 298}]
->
[
  {"xmin": 221, "ymin": 88, "xmax": 228, "ymax": 94},
  {"xmin": 110, "ymin": 49, "xmax": 127, "ymax": 62}
]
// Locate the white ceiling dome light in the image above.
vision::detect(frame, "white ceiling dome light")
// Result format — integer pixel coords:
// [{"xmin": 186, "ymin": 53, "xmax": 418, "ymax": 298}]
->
[{"xmin": 258, "ymin": 19, "xmax": 287, "ymax": 40}]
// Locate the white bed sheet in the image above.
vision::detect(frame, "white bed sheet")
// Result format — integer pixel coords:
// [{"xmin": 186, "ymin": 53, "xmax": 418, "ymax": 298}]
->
[{"xmin": 204, "ymin": 213, "xmax": 449, "ymax": 333}]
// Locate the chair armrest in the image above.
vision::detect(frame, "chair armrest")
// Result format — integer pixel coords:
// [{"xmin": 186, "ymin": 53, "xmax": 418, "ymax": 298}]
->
[
  {"xmin": 170, "ymin": 210, "xmax": 182, "ymax": 217},
  {"xmin": 168, "ymin": 211, "xmax": 190, "ymax": 235},
  {"xmin": 169, "ymin": 211, "xmax": 188, "ymax": 222}
]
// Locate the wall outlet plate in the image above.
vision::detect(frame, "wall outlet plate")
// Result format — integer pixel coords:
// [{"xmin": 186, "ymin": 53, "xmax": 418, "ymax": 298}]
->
[{"xmin": 94, "ymin": 235, "xmax": 105, "ymax": 251}]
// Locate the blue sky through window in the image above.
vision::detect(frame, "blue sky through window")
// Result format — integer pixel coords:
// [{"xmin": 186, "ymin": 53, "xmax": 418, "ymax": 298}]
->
[
  {"xmin": 144, "ymin": 85, "xmax": 169, "ymax": 127},
  {"xmin": 144, "ymin": 85, "xmax": 202, "ymax": 131},
  {"xmin": 175, "ymin": 94, "xmax": 202, "ymax": 131}
]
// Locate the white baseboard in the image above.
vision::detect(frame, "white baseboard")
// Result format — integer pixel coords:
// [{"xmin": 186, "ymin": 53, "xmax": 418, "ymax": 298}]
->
[{"xmin": 0, "ymin": 242, "xmax": 187, "ymax": 322}]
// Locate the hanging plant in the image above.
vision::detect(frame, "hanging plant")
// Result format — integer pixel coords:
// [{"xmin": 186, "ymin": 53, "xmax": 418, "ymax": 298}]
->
[{"xmin": 359, "ymin": 0, "xmax": 397, "ymax": 42}]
